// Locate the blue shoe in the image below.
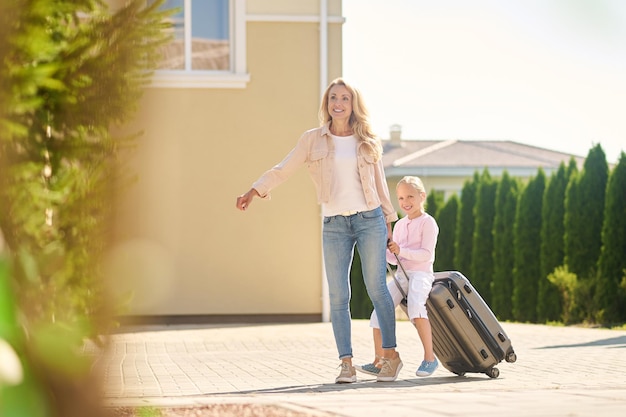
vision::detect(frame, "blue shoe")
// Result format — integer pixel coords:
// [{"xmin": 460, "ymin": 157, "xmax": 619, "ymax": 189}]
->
[
  {"xmin": 416, "ymin": 358, "xmax": 438, "ymax": 377},
  {"xmin": 355, "ymin": 362, "xmax": 381, "ymax": 376}
]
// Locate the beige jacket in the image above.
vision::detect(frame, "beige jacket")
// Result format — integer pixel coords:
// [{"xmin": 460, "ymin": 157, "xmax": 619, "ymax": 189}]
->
[{"xmin": 252, "ymin": 123, "xmax": 398, "ymax": 224}]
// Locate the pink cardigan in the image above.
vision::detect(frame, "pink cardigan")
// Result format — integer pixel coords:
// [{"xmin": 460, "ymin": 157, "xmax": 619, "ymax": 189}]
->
[{"xmin": 387, "ymin": 213, "xmax": 439, "ymax": 273}]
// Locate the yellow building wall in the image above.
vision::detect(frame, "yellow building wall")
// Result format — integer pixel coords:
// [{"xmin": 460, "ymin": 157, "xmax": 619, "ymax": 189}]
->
[{"xmin": 109, "ymin": 1, "xmax": 343, "ymax": 320}]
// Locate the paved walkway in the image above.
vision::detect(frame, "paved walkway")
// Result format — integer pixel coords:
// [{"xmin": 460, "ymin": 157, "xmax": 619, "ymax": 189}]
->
[{"xmin": 92, "ymin": 320, "xmax": 626, "ymax": 416}]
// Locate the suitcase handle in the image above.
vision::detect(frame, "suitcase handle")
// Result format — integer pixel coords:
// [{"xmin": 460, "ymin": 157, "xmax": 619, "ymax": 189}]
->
[{"xmin": 387, "ymin": 252, "xmax": 409, "ymax": 307}]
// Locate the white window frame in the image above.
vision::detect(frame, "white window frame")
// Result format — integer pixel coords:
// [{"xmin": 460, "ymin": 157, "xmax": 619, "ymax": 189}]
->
[{"xmin": 149, "ymin": 0, "xmax": 249, "ymax": 89}]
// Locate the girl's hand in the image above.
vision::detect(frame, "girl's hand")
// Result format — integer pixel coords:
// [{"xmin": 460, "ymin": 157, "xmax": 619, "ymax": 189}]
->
[{"xmin": 387, "ymin": 240, "xmax": 400, "ymax": 255}]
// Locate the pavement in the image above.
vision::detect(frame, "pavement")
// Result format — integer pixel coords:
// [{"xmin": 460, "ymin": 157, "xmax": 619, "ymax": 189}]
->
[{"xmin": 91, "ymin": 319, "xmax": 626, "ymax": 417}]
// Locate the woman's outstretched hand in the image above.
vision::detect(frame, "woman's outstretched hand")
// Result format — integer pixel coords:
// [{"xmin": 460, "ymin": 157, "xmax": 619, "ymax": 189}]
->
[{"xmin": 236, "ymin": 188, "xmax": 260, "ymax": 211}]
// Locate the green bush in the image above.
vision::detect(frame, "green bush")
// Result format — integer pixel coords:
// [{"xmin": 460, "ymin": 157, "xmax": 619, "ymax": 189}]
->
[{"xmin": 547, "ymin": 265, "xmax": 578, "ymax": 324}]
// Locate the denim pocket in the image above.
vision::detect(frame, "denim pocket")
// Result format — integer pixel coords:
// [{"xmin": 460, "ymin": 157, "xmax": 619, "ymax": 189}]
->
[{"xmin": 360, "ymin": 207, "xmax": 382, "ymax": 220}]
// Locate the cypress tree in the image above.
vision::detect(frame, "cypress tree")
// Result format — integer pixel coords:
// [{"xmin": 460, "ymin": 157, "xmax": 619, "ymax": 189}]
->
[
  {"xmin": 567, "ymin": 158, "xmax": 578, "ymax": 178},
  {"xmin": 491, "ymin": 171, "xmax": 518, "ymax": 320},
  {"xmin": 470, "ymin": 169, "xmax": 497, "ymax": 304},
  {"xmin": 537, "ymin": 162, "xmax": 569, "ymax": 322},
  {"xmin": 426, "ymin": 189, "xmax": 444, "ymax": 218},
  {"xmin": 512, "ymin": 169, "xmax": 546, "ymax": 322},
  {"xmin": 595, "ymin": 152, "xmax": 626, "ymax": 324},
  {"xmin": 564, "ymin": 171, "xmax": 582, "ymax": 271},
  {"xmin": 564, "ymin": 145, "xmax": 608, "ymax": 279},
  {"xmin": 563, "ymin": 145, "xmax": 608, "ymax": 322},
  {"xmin": 454, "ymin": 172, "xmax": 479, "ymax": 276},
  {"xmin": 434, "ymin": 195, "xmax": 458, "ymax": 272},
  {"xmin": 563, "ymin": 171, "xmax": 586, "ymax": 322}
]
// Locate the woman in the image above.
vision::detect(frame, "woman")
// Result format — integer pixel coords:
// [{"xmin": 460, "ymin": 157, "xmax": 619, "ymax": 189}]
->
[{"xmin": 236, "ymin": 78, "xmax": 402, "ymax": 383}]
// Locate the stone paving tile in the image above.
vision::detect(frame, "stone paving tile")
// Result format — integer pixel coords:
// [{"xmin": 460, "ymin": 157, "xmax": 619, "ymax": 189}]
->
[{"xmin": 94, "ymin": 320, "xmax": 626, "ymax": 416}]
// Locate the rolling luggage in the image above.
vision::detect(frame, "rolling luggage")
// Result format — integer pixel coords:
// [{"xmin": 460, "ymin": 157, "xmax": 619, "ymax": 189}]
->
[{"xmin": 426, "ymin": 271, "xmax": 517, "ymax": 378}]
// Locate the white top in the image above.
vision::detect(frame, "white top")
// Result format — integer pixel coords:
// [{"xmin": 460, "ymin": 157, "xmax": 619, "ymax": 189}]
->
[{"xmin": 321, "ymin": 134, "xmax": 369, "ymax": 217}]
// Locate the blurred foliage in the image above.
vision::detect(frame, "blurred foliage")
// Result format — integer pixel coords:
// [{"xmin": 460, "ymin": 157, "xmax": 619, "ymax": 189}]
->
[
  {"xmin": 0, "ymin": 0, "xmax": 171, "ymax": 333},
  {"xmin": 0, "ymin": 0, "xmax": 173, "ymax": 416}
]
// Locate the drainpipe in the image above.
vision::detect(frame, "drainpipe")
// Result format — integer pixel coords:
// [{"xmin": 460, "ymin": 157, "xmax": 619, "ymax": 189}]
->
[
  {"xmin": 320, "ymin": 0, "xmax": 328, "ymax": 97},
  {"xmin": 320, "ymin": 0, "xmax": 330, "ymax": 323}
]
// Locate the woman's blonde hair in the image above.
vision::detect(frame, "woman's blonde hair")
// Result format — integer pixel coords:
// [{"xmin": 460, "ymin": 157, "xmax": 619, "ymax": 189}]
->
[
  {"xmin": 319, "ymin": 78, "xmax": 383, "ymax": 161},
  {"xmin": 397, "ymin": 176, "xmax": 427, "ymax": 208}
]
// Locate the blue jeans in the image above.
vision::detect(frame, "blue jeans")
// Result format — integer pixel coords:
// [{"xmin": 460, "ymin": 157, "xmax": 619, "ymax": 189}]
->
[{"xmin": 322, "ymin": 206, "xmax": 397, "ymax": 359}]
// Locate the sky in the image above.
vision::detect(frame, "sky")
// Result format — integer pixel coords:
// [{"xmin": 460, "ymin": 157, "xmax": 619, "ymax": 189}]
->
[{"xmin": 342, "ymin": 0, "xmax": 625, "ymax": 164}]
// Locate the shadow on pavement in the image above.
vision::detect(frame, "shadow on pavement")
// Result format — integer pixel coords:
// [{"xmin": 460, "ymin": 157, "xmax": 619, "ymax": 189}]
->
[
  {"xmin": 536, "ymin": 335, "xmax": 626, "ymax": 349},
  {"xmin": 208, "ymin": 375, "xmax": 491, "ymax": 396}
]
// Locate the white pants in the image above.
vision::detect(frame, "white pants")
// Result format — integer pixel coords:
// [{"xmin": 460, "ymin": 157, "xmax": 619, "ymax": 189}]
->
[{"xmin": 370, "ymin": 270, "xmax": 434, "ymax": 328}]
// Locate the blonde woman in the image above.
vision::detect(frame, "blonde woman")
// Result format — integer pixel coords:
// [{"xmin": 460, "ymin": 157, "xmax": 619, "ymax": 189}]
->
[
  {"xmin": 236, "ymin": 78, "xmax": 402, "ymax": 383},
  {"xmin": 356, "ymin": 176, "xmax": 440, "ymax": 378}
]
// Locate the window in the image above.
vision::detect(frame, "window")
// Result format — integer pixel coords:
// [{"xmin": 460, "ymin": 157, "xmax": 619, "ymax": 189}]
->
[{"xmin": 150, "ymin": 0, "xmax": 249, "ymax": 88}]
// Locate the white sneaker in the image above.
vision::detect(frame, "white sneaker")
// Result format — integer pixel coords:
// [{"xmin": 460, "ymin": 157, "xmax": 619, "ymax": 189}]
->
[
  {"xmin": 335, "ymin": 362, "xmax": 357, "ymax": 383},
  {"xmin": 376, "ymin": 354, "xmax": 403, "ymax": 382}
]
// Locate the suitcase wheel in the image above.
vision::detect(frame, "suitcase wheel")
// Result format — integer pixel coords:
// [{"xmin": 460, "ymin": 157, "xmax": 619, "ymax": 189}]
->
[
  {"xmin": 506, "ymin": 351, "xmax": 517, "ymax": 363},
  {"xmin": 486, "ymin": 367, "xmax": 500, "ymax": 379}
]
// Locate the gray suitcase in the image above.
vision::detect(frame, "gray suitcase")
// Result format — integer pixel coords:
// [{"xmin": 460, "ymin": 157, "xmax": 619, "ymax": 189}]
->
[{"xmin": 426, "ymin": 271, "xmax": 517, "ymax": 378}]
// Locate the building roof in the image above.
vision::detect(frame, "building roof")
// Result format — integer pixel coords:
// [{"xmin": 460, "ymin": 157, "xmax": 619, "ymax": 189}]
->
[{"xmin": 382, "ymin": 139, "xmax": 586, "ymax": 178}]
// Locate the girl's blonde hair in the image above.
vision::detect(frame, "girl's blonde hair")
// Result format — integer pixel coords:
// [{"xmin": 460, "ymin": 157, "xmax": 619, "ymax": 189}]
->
[
  {"xmin": 397, "ymin": 176, "xmax": 427, "ymax": 208},
  {"xmin": 319, "ymin": 78, "xmax": 383, "ymax": 161}
]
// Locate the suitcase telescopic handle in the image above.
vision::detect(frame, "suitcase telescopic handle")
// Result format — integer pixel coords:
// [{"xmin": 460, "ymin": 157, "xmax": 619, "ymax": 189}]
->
[
  {"xmin": 387, "ymin": 252, "xmax": 409, "ymax": 306},
  {"xmin": 394, "ymin": 253, "xmax": 411, "ymax": 282}
]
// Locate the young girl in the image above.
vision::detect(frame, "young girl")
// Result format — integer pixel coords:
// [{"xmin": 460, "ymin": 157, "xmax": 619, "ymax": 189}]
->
[{"xmin": 356, "ymin": 176, "xmax": 439, "ymax": 377}]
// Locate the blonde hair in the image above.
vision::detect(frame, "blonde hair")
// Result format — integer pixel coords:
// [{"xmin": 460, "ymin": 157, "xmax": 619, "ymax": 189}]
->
[
  {"xmin": 319, "ymin": 78, "xmax": 383, "ymax": 161},
  {"xmin": 397, "ymin": 176, "xmax": 427, "ymax": 209}
]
